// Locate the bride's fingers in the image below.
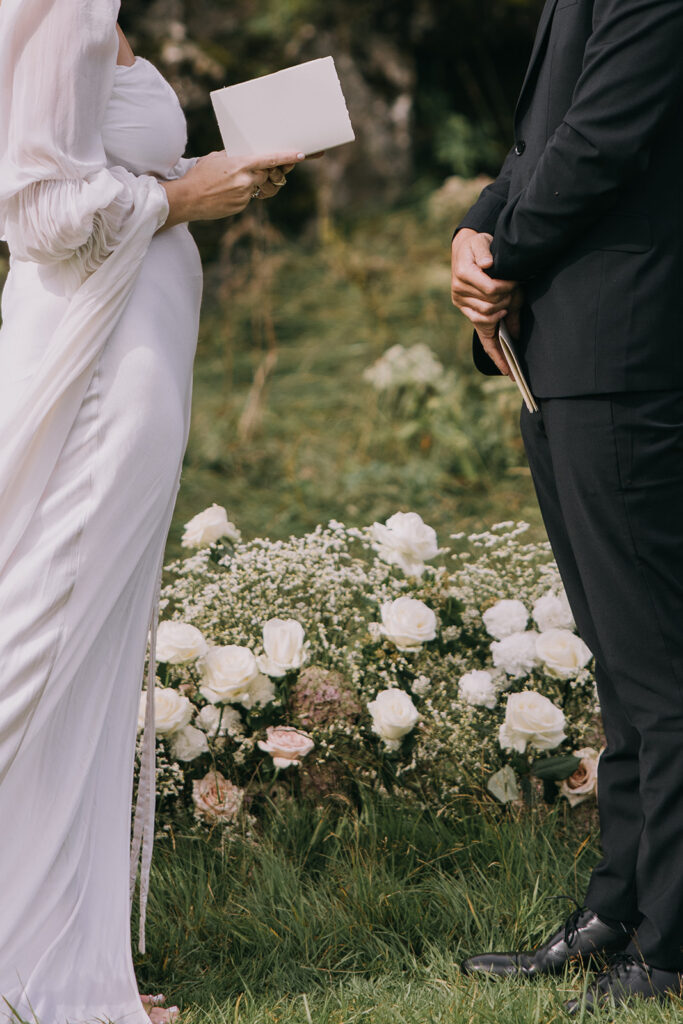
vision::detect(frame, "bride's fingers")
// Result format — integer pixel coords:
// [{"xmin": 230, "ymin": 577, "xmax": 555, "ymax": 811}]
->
[{"xmin": 244, "ymin": 151, "xmax": 304, "ymax": 172}]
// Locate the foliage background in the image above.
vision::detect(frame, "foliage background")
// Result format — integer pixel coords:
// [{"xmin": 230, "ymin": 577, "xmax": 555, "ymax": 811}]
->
[
  {"xmin": 0, "ymin": 1, "xmax": 548, "ymax": 554},
  {"xmin": 116, "ymin": 0, "xmax": 546, "ymax": 556}
]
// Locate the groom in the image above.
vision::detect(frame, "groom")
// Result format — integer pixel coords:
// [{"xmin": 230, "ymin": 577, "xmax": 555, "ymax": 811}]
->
[{"xmin": 451, "ymin": 0, "xmax": 683, "ymax": 1013}]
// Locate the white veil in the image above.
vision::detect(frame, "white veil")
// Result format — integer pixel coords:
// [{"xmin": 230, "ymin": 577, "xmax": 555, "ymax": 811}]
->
[
  {"xmin": 0, "ymin": 0, "xmax": 170, "ymax": 953},
  {"xmin": 0, "ymin": 0, "xmax": 169, "ymax": 569}
]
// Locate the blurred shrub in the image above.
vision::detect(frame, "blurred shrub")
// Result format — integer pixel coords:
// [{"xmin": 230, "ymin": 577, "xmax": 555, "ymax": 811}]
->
[{"xmin": 435, "ymin": 113, "xmax": 505, "ymax": 178}]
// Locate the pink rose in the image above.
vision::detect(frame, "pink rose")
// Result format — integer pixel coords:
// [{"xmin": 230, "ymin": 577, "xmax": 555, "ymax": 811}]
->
[
  {"xmin": 192, "ymin": 771, "xmax": 244, "ymax": 823},
  {"xmin": 559, "ymin": 747, "xmax": 601, "ymax": 807},
  {"xmin": 257, "ymin": 725, "xmax": 315, "ymax": 768}
]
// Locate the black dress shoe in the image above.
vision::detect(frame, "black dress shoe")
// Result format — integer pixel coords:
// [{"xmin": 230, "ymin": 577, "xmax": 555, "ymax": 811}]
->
[
  {"xmin": 565, "ymin": 953, "xmax": 683, "ymax": 1014},
  {"xmin": 461, "ymin": 905, "xmax": 632, "ymax": 978}
]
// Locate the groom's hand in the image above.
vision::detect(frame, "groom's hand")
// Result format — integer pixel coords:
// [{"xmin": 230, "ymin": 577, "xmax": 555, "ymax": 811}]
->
[{"xmin": 451, "ymin": 228, "xmax": 518, "ymax": 376}]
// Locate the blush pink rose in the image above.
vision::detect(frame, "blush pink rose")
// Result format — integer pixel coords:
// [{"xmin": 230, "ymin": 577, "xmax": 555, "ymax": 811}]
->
[
  {"xmin": 257, "ymin": 725, "xmax": 315, "ymax": 768},
  {"xmin": 559, "ymin": 747, "xmax": 601, "ymax": 808},
  {"xmin": 192, "ymin": 771, "xmax": 244, "ymax": 822}
]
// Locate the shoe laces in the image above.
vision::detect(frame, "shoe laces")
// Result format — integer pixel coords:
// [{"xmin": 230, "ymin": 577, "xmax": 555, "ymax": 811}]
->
[
  {"xmin": 602, "ymin": 952, "xmax": 642, "ymax": 977},
  {"xmin": 594, "ymin": 951, "xmax": 647, "ymax": 992},
  {"xmin": 545, "ymin": 894, "xmax": 586, "ymax": 947}
]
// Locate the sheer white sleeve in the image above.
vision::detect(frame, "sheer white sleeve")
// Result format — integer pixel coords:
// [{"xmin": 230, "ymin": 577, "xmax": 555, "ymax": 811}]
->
[
  {"xmin": 3, "ymin": 167, "xmax": 169, "ymax": 287},
  {"xmin": 0, "ymin": 0, "xmax": 174, "ymax": 568}
]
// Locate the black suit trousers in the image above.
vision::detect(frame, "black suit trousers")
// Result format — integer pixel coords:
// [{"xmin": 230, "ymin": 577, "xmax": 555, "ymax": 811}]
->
[{"xmin": 520, "ymin": 391, "xmax": 683, "ymax": 970}]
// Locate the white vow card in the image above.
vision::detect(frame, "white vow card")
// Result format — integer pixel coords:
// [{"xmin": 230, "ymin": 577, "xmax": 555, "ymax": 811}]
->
[
  {"xmin": 498, "ymin": 320, "xmax": 539, "ymax": 413},
  {"xmin": 210, "ymin": 57, "xmax": 356, "ymax": 158}
]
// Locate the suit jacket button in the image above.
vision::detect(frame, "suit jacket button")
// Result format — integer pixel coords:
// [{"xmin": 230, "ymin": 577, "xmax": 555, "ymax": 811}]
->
[{"xmin": 515, "ymin": 140, "xmax": 526, "ymax": 155}]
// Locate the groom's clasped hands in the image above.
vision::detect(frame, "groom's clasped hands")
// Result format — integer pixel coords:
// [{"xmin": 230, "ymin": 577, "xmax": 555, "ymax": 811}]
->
[{"xmin": 451, "ymin": 228, "xmax": 523, "ymax": 375}]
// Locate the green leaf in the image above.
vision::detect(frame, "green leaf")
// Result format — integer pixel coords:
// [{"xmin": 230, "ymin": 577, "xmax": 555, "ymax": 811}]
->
[{"xmin": 529, "ymin": 754, "xmax": 581, "ymax": 781}]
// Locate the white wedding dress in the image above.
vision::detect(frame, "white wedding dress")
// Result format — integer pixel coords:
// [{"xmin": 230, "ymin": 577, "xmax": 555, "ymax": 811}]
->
[{"xmin": 0, "ymin": 20, "xmax": 202, "ymax": 1024}]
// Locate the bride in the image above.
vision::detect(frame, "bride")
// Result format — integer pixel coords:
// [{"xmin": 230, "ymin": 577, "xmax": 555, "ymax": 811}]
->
[{"xmin": 0, "ymin": 1, "xmax": 306, "ymax": 1022}]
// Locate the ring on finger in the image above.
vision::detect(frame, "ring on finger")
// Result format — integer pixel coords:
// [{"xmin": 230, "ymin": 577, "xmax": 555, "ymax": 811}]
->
[{"xmin": 251, "ymin": 186, "xmax": 263, "ymax": 199}]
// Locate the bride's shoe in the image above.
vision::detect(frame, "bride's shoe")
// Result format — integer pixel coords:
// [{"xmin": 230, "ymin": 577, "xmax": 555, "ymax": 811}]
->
[{"xmin": 140, "ymin": 994, "xmax": 180, "ymax": 1023}]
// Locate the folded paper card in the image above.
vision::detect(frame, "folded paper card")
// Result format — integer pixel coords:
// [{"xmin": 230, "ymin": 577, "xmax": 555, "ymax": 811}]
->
[
  {"xmin": 498, "ymin": 320, "xmax": 538, "ymax": 413},
  {"xmin": 210, "ymin": 57, "xmax": 355, "ymax": 158}
]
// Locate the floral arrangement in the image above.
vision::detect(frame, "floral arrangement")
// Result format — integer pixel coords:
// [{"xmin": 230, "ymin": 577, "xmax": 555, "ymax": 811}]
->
[{"xmin": 139, "ymin": 506, "xmax": 603, "ymax": 829}]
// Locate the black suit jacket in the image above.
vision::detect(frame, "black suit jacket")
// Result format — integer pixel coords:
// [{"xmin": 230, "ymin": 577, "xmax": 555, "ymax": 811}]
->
[{"xmin": 456, "ymin": 0, "xmax": 683, "ymax": 396}]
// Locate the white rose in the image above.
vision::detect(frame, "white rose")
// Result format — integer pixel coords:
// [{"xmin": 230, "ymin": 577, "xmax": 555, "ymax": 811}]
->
[
  {"xmin": 532, "ymin": 590, "xmax": 575, "ymax": 632},
  {"xmin": 370, "ymin": 511, "xmax": 439, "ymax": 577},
  {"xmin": 536, "ymin": 629, "xmax": 592, "ymax": 678},
  {"xmin": 498, "ymin": 691, "xmax": 567, "ymax": 754},
  {"xmin": 138, "ymin": 686, "xmax": 194, "ymax": 737},
  {"xmin": 367, "ymin": 688, "xmax": 420, "ymax": 750},
  {"xmin": 196, "ymin": 704, "xmax": 245, "ymax": 738},
  {"xmin": 170, "ymin": 724, "xmax": 210, "ymax": 762},
  {"xmin": 180, "ymin": 503, "xmax": 241, "ymax": 548},
  {"xmin": 241, "ymin": 673, "xmax": 276, "ymax": 709},
  {"xmin": 482, "ymin": 599, "xmax": 529, "ymax": 640},
  {"xmin": 258, "ymin": 619, "xmax": 306, "ymax": 677},
  {"xmin": 379, "ymin": 596, "xmax": 437, "ymax": 651},
  {"xmin": 458, "ymin": 670, "xmax": 498, "ymax": 709},
  {"xmin": 155, "ymin": 621, "xmax": 208, "ymax": 664},
  {"xmin": 491, "ymin": 630, "xmax": 540, "ymax": 677},
  {"xmin": 559, "ymin": 747, "xmax": 601, "ymax": 807},
  {"xmin": 199, "ymin": 645, "xmax": 259, "ymax": 704},
  {"xmin": 257, "ymin": 725, "xmax": 315, "ymax": 768}
]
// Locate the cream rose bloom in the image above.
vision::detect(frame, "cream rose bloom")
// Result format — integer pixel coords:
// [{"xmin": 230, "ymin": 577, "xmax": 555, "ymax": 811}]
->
[
  {"xmin": 370, "ymin": 511, "xmax": 439, "ymax": 577},
  {"xmin": 367, "ymin": 688, "xmax": 420, "ymax": 751},
  {"xmin": 458, "ymin": 670, "xmax": 498, "ymax": 709},
  {"xmin": 192, "ymin": 771, "xmax": 244, "ymax": 822},
  {"xmin": 491, "ymin": 630, "xmax": 540, "ymax": 677},
  {"xmin": 482, "ymin": 599, "xmax": 529, "ymax": 640},
  {"xmin": 199, "ymin": 644, "xmax": 260, "ymax": 705},
  {"xmin": 196, "ymin": 703, "xmax": 245, "ymax": 738},
  {"xmin": 532, "ymin": 590, "xmax": 575, "ymax": 632},
  {"xmin": 241, "ymin": 672, "xmax": 276, "ymax": 709},
  {"xmin": 170, "ymin": 724, "xmax": 209, "ymax": 762},
  {"xmin": 257, "ymin": 725, "xmax": 315, "ymax": 768},
  {"xmin": 258, "ymin": 619, "xmax": 306, "ymax": 677},
  {"xmin": 536, "ymin": 629, "xmax": 592, "ymax": 678},
  {"xmin": 499, "ymin": 690, "xmax": 567, "ymax": 754},
  {"xmin": 138, "ymin": 686, "xmax": 194, "ymax": 737},
  {"xmin": 155, "ymin": 621, "xmax": 208, "ymax": 664},
  {"xmin": 379, "ymin": 596, "xmax": 437, "ymax": 651},
  {"xmin": 181, "ymin": 503, "xmax": 241, "ymax": 548},
  {"xmin": 559, "ymin": 747, "xmax": 601, "ymax": 807}
]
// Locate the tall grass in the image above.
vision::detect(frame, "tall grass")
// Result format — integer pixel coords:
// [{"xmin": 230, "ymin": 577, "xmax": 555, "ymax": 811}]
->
[{"xmin": 132, "ymin": 797, "xmax": 683, "ymax": 1022}]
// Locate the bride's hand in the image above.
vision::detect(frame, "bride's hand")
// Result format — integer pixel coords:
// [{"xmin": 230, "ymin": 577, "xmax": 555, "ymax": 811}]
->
[{"xmin": 161, "ymin": 150, "xmax": 305, "ymax": 227}]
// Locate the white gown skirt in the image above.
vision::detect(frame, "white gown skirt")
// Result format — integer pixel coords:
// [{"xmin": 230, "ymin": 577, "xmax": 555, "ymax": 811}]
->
[{"xmin": 0, "ymin": 223, "xmax": 202, "ymax": 1024}]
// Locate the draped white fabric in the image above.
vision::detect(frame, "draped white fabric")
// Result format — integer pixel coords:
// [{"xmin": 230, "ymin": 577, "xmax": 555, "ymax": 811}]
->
[
  {"xmin": 0, "ymin": 2, "xmax": 203, "ymax": 1020},
  {"xmin": 0, "ymin": 0, "xmax": 170, "ymax": 574}
]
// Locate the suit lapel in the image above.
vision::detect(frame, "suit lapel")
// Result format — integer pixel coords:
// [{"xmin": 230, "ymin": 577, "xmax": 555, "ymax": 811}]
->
[{"xmin": 514, "ymin": 0, "xmax": 561, "ymax": 124}]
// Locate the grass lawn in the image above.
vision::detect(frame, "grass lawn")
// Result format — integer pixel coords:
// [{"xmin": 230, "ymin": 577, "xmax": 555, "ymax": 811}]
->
[
  {"xmin": 130, "ymin": 191, "xmax": 683, "ymax": 1021},
  {"xmin": 135, "ymin": 797, "xmax": 683, "ymax": 1023}
]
